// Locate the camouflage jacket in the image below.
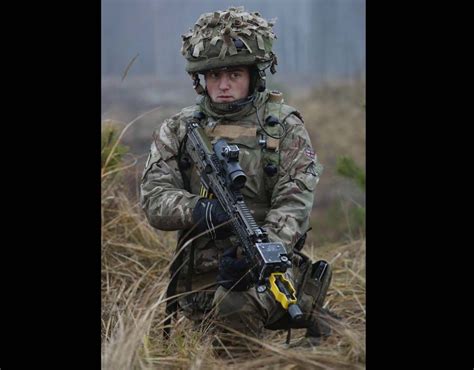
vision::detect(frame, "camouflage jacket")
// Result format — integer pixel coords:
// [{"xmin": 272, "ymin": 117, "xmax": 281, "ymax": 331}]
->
[{"xmin": 140, "ymin": 90, "xmax": 322, "ymax": 287}]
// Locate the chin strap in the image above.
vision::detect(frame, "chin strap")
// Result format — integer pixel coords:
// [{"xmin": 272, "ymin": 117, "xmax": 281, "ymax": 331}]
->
[{"xmin": 211, "ymin": 94, "xmax": 256, "ymax": 112}]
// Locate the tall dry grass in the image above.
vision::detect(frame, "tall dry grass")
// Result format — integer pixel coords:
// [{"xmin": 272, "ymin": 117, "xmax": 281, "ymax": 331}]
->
[{"xmin": 101, "ymin": 120, "xmax": 366, "ymax": 369}]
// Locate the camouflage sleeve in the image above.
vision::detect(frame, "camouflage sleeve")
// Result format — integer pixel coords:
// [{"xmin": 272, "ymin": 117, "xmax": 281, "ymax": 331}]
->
[
  {"xmin": 140, "ymin": 118, "xmax": 201, "ymax": 231},
  {"xmin": 263, "ymin": 114, "xmax": 322, "ymax": 254}
]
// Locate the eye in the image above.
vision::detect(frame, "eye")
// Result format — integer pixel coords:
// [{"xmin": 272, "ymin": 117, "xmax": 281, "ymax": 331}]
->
[{"xmin": 230, "ymin": 72, "xmax": 241, "ymax": 79}]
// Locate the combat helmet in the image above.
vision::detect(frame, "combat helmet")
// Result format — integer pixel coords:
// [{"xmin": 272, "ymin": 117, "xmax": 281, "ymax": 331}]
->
[{"xmin": 181, "ymin": 6, "xmax": 278, "ymax": 96}]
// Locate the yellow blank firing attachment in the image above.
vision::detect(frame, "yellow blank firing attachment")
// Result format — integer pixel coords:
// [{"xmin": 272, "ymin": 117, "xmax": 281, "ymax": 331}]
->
[{"xmin": 269, "ymin": 272, "xmax": 297, "ymax": 310}]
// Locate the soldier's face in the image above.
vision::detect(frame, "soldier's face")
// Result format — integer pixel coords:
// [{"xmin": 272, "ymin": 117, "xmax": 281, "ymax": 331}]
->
[{"xmin": 205, "ymin": 67, "xmax": 250, "ymax": 103}]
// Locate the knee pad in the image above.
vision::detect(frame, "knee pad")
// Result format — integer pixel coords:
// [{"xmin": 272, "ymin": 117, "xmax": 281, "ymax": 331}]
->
[
  {"xmin": 299, "ymin": 260, "xmax": 332, "ymax": 321},
  {"xmin": 309, "ymin": 260, "xmax": 332, "ymax": 309}
]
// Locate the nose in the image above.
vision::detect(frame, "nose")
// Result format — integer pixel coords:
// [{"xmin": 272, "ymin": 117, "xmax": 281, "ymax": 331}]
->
[{"xmin": 218, "ymin": 74, "xmax": 230, "ymax": 91}]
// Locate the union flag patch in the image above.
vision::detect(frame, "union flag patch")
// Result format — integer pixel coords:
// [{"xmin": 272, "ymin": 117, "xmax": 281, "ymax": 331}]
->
[{"xmin": 304, "ymin": 147, "xmax": 316, "ymax": 159}]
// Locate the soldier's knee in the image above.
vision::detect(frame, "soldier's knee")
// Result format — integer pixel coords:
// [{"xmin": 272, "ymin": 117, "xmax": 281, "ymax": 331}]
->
[
  {"xmin": 212, "ymin": 286, "xmax": 270, "ymax": 335},
  {"xmin": 213, "ymin": 286, "xmax": 255, "ymax": 316},
  {"xmin": 298, "ymin": 260, "xmax": 332, "ymax": 321}
]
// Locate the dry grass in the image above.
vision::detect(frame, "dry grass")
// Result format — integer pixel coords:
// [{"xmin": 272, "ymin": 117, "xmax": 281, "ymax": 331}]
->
[
  {"xmin": 101, "ymin": 117, "xmax": 366, "ymax": 369},
  {"xmin": 296, "ymin": 80, "xmax": 366, "ymax": 211}
]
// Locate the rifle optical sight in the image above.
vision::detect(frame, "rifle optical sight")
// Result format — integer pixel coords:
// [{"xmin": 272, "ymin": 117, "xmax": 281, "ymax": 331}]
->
[
  {"xmin": 222, "ymin": 144, "xmax": 240, "ymax": 162},
  {"xmin": 214, "ymin": 139, "xmax": 247, "ymax": 190}
]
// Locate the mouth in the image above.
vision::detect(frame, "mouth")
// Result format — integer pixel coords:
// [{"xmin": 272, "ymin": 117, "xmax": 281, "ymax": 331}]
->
[{"xmin": 217, "ymin": 95, "xmax": 233, "ymax": 100}]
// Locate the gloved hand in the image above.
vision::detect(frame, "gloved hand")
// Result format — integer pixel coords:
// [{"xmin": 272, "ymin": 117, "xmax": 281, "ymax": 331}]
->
[
  {"xmin": 217, "ymin": 246, "xmax": 254, "ymax": 291},
  {"xmin": 192, "ymin": 198, "xmax": 233, "ymax": 240}
]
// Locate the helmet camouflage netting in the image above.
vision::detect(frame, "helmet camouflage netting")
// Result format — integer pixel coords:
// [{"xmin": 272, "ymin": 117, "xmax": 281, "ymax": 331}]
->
[{"xmin": 181, "ymin": 6, "xmax": 278, "ymax": 74}]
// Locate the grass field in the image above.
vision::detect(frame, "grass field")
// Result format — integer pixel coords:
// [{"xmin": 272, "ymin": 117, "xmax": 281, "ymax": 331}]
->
[
  {"xmin": 101, "ymin": 80, "xmax": 365, "ymax": 369},
  {"xmin": 101, "ymin": 183, "xmax": 365, "ymax": 369}
]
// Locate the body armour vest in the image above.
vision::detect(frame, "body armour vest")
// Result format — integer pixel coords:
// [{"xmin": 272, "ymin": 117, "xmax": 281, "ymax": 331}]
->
[{"xmin": 175, "ymin": 90, "xmax": 304, "ymax": 281}]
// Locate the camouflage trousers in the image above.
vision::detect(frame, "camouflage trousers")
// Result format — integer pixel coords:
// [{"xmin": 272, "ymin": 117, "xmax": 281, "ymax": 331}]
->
[{"xmin": 177, "ymin": 256, "xmax": 330, "ymax": 340}]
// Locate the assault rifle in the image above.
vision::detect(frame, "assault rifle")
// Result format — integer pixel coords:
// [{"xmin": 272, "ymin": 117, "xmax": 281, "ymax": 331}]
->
[{"xmin": 186, "ymin": 118, "xmax": 303, "ymax": 321}]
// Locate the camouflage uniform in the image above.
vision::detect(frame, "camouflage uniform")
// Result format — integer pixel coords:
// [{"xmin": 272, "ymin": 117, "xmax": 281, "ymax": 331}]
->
[{"xmin": 140, "ymin": 7, "xmax": 328, "ymax": 341}]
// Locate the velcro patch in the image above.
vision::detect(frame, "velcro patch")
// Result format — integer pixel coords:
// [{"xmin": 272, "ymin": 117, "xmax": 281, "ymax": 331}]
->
[
  {"xmin": 205, "ymin": 125, "xmax": 257, "ymax": 139},
  {"xmin": 304, "ymin": 147, "xmax": 316, "ymax": 159}
]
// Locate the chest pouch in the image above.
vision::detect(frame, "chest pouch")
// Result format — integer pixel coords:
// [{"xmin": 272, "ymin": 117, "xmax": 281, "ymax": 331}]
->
[{"xmin": 259, "ymin": 116, "xmax": 282, "ymax": 197}]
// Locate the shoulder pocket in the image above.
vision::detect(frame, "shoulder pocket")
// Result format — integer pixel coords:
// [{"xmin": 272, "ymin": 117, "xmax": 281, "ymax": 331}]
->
[{"xmin": 293, "ymin": 162, "xmax": 322, "ymax": 192}]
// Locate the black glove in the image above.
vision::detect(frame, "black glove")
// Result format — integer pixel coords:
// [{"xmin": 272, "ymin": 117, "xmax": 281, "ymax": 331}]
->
[
  {"xmin": 217, "ymin": 246, "xmax": 254, "ymax": 291},
  {"xmin": 192, "ymin": 198, "xmax": 233, "ymax": 240}
]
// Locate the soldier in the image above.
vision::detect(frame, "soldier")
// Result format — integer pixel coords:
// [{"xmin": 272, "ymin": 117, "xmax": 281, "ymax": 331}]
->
[{"xmin": 140, "ymin": 6, "xmax": 333, "ymax": 349}]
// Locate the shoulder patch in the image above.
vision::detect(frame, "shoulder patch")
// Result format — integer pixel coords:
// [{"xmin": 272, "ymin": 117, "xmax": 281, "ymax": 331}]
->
[{"xmin": 304, "ymin": 146, "xmax": 315, "ymax": 160}]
